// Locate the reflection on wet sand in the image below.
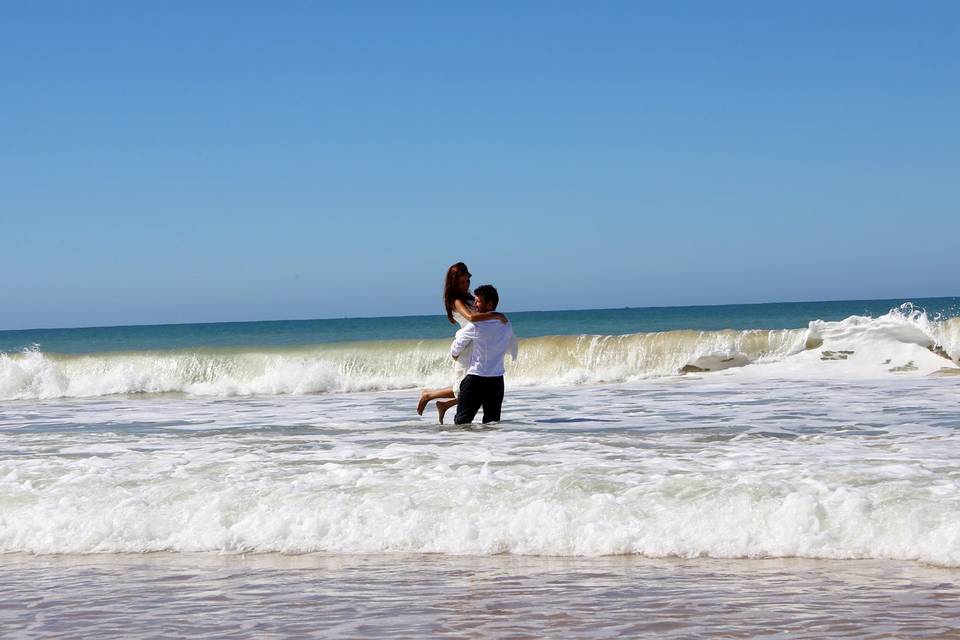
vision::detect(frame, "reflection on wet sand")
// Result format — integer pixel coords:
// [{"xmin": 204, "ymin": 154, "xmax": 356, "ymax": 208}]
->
[{"xmin": 0, "ymin": 554, "xmax": 957, "ymax": 638}]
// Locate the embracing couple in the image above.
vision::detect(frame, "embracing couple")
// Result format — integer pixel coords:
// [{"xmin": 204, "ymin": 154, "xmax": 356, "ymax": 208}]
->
[{"xmin": 417, "ymin": 262, "xmax": 518, "ymax": 425}]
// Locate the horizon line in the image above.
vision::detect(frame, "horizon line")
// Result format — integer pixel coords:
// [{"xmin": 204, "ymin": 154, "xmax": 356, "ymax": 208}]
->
[{"xmin": 3, "ymin": 294, "xmax": 957, "ymax": 334}]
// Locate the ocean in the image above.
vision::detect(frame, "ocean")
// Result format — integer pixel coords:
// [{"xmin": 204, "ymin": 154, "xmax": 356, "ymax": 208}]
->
[{"xmin": 2, "ymin": 297, "xmax": 960, "ymax": 637}]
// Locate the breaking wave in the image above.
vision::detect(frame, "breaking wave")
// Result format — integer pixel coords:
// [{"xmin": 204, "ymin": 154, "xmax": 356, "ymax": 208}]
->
[
  {"xmin": 2, "ymin": 436, "xmax": 960, "ymax": 566},
  {"xmin": 1, "ymin": 306, "xmax": 957, "ymax": 400}
]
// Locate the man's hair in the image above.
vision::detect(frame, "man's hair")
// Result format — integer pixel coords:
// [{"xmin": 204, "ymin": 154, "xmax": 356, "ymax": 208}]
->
[{"xmin": 474, "ymin": 284, "xmax": 499, "ymax": 310}]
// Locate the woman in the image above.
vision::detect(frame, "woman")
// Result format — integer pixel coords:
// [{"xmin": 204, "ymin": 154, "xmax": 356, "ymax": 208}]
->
[{"xmin": 417, "ymin": 262, "xmax": 508, "ymax": 423}]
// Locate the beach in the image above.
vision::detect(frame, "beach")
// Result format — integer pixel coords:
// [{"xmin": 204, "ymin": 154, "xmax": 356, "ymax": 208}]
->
[
  {"xmin": 6, "ymin": 0, "xmax": 958, "ymax": 633},
  {"xmin": 1, "ymin": 299, "xmax": 959, "ymax": 636},
  {"xmin": 3, "ymin": 554, "xmax": 958, "ymax": 637}
]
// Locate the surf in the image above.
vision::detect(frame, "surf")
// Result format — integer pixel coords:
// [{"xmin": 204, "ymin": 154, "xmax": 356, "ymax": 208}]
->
[{"xmin": 1, "ymin": 306, "xmax": 957, "ymax": 400}]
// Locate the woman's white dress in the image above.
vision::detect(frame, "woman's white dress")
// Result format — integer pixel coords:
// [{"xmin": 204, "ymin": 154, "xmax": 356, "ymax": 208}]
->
[{"xmin": 451, "ymin": 308, "xmax": 473, "ymax": 398}]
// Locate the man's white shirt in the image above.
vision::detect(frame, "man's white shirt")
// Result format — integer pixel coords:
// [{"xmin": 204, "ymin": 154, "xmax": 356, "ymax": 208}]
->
[{"xmin": 450, "ymin": 320, "xmax": 518, "ymax": 377}]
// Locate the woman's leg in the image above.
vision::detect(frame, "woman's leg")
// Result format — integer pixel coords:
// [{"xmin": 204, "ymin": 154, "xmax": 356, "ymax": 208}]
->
[
  {"xmin": 417, "ymin": 387, "xmax": 455, "ymax": 415},
  {"xmin": 437, "ymin": 399, "xmax": 457, "ymax": 424}
]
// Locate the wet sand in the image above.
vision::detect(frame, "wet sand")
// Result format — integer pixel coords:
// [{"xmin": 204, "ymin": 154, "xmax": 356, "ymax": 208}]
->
[{"xmin": 1, "ymin": 553, "xmax": 957, "ymax": 638}]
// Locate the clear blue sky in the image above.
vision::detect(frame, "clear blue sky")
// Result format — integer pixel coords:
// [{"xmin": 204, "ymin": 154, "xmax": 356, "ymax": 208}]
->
[{"xmin": 2, "ymin": 1, "xmax": 957, "ymax": 330}]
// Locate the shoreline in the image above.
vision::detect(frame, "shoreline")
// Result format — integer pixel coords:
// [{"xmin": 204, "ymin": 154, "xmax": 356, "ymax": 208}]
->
[{"xmin": 2, "ymin": 553, "xmax": 957, "ymax": 637}]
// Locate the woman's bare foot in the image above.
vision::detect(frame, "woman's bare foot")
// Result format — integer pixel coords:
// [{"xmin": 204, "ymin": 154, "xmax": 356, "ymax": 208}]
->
[
  {"xmin": 417, "ymin": 391, "xmax": 430, "ymax": 416},
  {"xmin": 437, "ymin": 399, "xmax": 456, "ymax": 424}
]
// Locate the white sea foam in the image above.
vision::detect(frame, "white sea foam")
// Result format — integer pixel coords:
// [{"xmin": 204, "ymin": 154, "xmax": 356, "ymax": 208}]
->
[
  {"xmin": 1, "ymin": 378, "xmax": 959, "ymax": 566},
  {"xmin": 728, "ymin": 305, "xmax": 960, "ymax": 380},
  {"xmin": 1, "ymin": 307, "xmax": 957, "ymax": 400}
]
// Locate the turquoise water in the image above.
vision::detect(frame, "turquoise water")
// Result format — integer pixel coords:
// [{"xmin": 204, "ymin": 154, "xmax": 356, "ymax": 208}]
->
[{"xmin": 2, "ymin": 297, "xmax": 957, "ymax": 354}]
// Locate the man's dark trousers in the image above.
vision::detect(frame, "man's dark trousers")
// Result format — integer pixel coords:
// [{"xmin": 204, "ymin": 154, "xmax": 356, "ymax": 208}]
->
[{"xmin": 454, "ymin": 374, "xmax": 504, "ymax": 424}]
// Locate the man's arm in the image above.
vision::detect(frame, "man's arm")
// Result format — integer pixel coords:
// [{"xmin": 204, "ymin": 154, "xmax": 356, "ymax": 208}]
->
[
  {"xmin": 450, "ymin": 324, "xmax": 477, "ymax": 360},
  {"xmin": 453, "ymin": 299, "xmax": 508, "ymax": 324}
]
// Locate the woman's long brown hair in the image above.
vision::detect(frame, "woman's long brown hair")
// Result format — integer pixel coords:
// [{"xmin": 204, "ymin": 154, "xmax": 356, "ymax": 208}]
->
[{"xmin": 443, "ymin": 262, "xmax": 472, "ymax": 324}]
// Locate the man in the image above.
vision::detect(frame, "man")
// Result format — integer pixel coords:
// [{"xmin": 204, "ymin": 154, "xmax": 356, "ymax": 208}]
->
[{"xmin": 450, "ymin": 284, "xmax": 518, "ymax": 425}]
